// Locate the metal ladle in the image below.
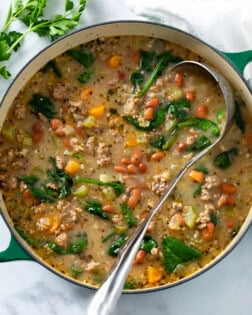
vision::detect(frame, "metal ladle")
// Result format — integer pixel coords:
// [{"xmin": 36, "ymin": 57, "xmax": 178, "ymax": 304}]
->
[{"xmin": 87, "ymin": 61, "xmax": 235, "ymax": 315}]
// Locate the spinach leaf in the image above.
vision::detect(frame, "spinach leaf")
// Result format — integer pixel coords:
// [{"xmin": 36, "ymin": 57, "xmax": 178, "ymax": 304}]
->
[
  {"xmin": 178, "ymin": 117, "xmax": 220, "ymax": 136},
  {"xmin": 234, "ymin": 101, "xmax": 245, "ymax": 133},
  {"xmin": 193, "ymin": 184, "xmax": 202, "ymax": 197},
  {"xmin": 15, "ymin": 225, "xmax": 42, "ymax": 247},
  {"xmin": 84, "ymin": 200, "xmax": 111, "ymax": 220},
  {"xmin": 48, "ymin": 233, "xmax": 88, "ymax": 255},
  {"xmin": 71, "ymin": 265, "xmax": 84, "ymax": 278},
  {"xmin": 124, "ymin": 107, "xmax": 166, "ymax": 131},
  {"xmin": 162, "ymin": 235, "xmax": 202, "ymax": 274},
  {"xmin": 166, "ymin": 99, "xmax": 190, "ymax": 120},
  {"xmin": 138, "ymin": 51, "xmax": 182, "ymax": 97},
  {"xmin": 47, "ymin": 157, "xmax": 73, "ymax": 198},
  {"xmin": 75, "ymin": 176, "xmax": 125, "ymax": 196},
  {"xmin": 151, "ymin": 135, "xmax": 165, "ymax": 149},
  {"xmin": 28, "ymin": 93, "xmax": 56, "ymax": 118},
  {"xmin": 213, "ymin": 147, "xmax": 238, "ymax": 170},
  {"xmin": 129, "ymin": 72, "xmax": 144, "ymax": 91},
  {"xmin": 68, "ymin": 48, "xmax": 94, "ymax": 68},
  {"xmin": 107, "ymin": 234, "xmax": 127, "ymax": 256},
  {"xmin": 78, "ymin": 68, "xmax": 93, "ymax": 83},
  {"xmin": 121, "ymin": 203, "xmax": 137, "ymax": 228},
  {"xmin": 140, "ymin": 235, "xmax": 158, "ymax": 253},
  {"xmin": 194, "ymin": 163, "xmax": 209, "ymax": 174},
  {"xmin": 42, "ymin": 60, "xmax": 62, "ymax": 78},
  {"xmin": 186, "ymin": 135, "xmax": 211, "ymax": 151},
  {"xmin": 139, "ymin": 50, "xmax": 156, "ymax": 72},
  {"xmin": 20, "ymin": 157, "xmax": 73, "ymax": 203}
]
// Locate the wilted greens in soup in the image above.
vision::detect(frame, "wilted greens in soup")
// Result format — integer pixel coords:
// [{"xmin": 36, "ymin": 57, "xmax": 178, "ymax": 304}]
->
[{"xmin": 1, "ymin": 36, "xmax": 252, "ymax": 290}]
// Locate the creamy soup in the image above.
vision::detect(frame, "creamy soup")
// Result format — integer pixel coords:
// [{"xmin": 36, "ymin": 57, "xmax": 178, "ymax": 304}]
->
[{"xmin": 1, "ymin": 36, "xmax": 252, "ymax": 290}]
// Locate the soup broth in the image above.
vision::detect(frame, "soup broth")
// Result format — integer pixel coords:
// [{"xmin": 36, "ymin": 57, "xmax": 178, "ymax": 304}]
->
[{"xmin": 1, "ymin": 36, "xmax": 252, "ymax": 290}]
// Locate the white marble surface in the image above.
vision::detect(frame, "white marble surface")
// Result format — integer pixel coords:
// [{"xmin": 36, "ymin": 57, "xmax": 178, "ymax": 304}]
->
[{"xmin": 0, "ymin": 1, "xmax": 252, "ymax": 314}]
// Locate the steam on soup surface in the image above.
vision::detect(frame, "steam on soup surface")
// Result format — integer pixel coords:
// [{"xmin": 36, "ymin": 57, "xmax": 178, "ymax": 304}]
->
[{"xmin": 1, "ymin": 36, "xmax": 252, "ymax": 290}]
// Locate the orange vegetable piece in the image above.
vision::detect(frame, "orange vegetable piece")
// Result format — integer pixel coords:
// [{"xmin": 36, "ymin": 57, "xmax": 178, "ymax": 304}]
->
[
  {"xmin": 108, "ymin": 55, "xmax": 121, "ymax": 68},
  {"xmin": 64, "ymin": 160, "xmax": 81, "ymax": 175},
  {"xmin": 202, "ymin": 222, "xmax": 215, "ymax": 241},
  {"xmin": 147, "ymin": 266, "xmax": 163, "ymax": 284},
  {"xmin": 126, "ymin": 133, "xmax": 137, "ymax": 147},
  {"xmin": 220, "ymin": 182, "xmax": 237, "ymax": 195},
  {"xmin": 80, "ymin": 88, "xmax": 92, "ymax": 100},
  {"xmin": 189, "ymin": 170, "xmax": 204, "ymax": 183},
  {"xmin": 88, "ymin": 104, "xmax": 105, "ymax": 118}
]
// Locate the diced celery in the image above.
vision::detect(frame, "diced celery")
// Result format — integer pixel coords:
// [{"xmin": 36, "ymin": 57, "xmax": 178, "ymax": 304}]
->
[
  {"xmin": 183, "ymin": 205, "xmax": 198, "ymax": 228},
  {"xmin": 136, "ymin": 132, "xmax": 148, "ymax": 144},
  {"xmin": 102, "ymin": 186, "xmax": 116, "ymax": 200},
  {"xmin": 166, "ymin": 87, "xmax": 183, "ymax": 100},
  {"xmin": 1, "ymin": 122, "xmax": 16, "ymax": 141},
  {"xmin": 114, "ymin": 225, "xmax": 128, "ymax": 234},
  {"xmin": 99, "ymin": 173, "xmax": 115, "ymax": 183},
  {"xmin": 23, "ymin": 133, "xmax": 32, "ymax": 147},
  {"xmin": 82, "ymin": 115, "xmax": 96, "ymax": 128},
  {"xmin": 72, "ymin": 185, "xmax": 89, "ymax": 197}
]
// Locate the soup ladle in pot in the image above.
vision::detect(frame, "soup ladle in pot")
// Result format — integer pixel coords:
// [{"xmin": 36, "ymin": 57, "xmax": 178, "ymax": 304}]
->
[{"xmin": 87, "ymin": 61, "xmax": 235, "ymax": 315}]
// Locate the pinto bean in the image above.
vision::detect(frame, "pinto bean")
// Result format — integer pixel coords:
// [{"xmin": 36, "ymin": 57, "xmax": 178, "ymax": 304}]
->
[{"xmin": 127, "ymin": 188, "xmax": 141, "ymax": 208}]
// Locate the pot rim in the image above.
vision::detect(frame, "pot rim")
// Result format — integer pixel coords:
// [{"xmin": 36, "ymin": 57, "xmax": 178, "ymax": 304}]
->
[{"xmin": 0, "ymin": 20, "xmax": 252, "ymax": 293}]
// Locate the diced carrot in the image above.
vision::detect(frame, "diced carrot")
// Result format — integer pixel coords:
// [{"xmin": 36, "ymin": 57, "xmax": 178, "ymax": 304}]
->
[
  {"xmin": 32, "ymin": 124, "xmax": 44, "ymax": 144},
  {"xmin": 64, "ymin": 160, "xmax": 81, "ymax": 175},
  {"xmin": 134, "ymin": 249, "xmax": 147, "ymax": 264},
  {"xmin": 62, "ymin": 137, "xmax": 71, "ymax": 149},
  {"xmin": 217, "ymin": 194, "xmax": 236, "ymax": 208},
  {"xmin": 147, "ymin": 266, "xmax": 163, "ymax": 284},
  {"xmin": 150, "ymin": 151, "xmax": 165, "ymax": 161},
  {"xmin": 108, "ymin": 55, "xmax": 121, "ymax": 68},
  {"xmin": 185, "ymin": 90, "xmax": 196, "ymax": 102},
  {"xmin": 50, "ymin": 119, "xmax": 63, "ymax": 130},
  {"xmin": 195, "ymin": 104, "xmax": 208, "ymax": 118},
  {"xmin": 88, "ymin": 104, "xmax": 105, "ymax": 118},
  {"xmin": 202, "ymin": 222, "xmax": 215, "ymax": 241},
  {"xmin": 145, "ymin": 97, "xmax": 160, "ymax": 108},
  {"xmin": 144, "ymin": 107, "xmax": 154, "ymax": 120},
  {"xmin": 177, "ymin": 142, "xmax": 187, "ymax": 152},
  {"xmin": 80, "ymin": 88, "xmax": 92, "ymax": 101},
  {"xmin": 189, "ymin": 170, "xmax": 204, "ymax": 183},
  {"xmin": 220, "ymin": 182, "xmax": 237, "ymax": 195},
  {"xmin": 127, "ymin": 188, "xmax": 141, "ymax": 208},
  {"xmin": 175, "ymin": 72, "xmax": 184, "ymax": 87},
  {"xmin": 126, "ymin": 134, "xmax": 137, "ymax": 147}
]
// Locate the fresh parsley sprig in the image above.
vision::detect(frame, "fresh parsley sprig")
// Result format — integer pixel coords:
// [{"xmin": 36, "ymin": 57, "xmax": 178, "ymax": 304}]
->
[{"xmin": 0, "ymin": 0, "xmax": 86, "ymax": 79}]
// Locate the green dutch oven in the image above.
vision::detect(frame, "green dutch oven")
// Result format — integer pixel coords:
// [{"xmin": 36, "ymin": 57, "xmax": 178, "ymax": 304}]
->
[{"xmin": 0, "ymin": 21, "xmax": 252, "ymax": 291}]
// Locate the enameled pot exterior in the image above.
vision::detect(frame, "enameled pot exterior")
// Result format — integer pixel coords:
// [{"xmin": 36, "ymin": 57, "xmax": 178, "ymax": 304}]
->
[{"xmin": 0, "ymin": 21, "xmax": 252, "ymax": 292}]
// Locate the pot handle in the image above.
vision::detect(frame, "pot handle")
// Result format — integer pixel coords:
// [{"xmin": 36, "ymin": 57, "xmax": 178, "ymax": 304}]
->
[
  {"xmin": 0, "ymin": 234, "xmax": 33, "ymax": 262},
  {"xmin": 222, "ymin": 50, "xmax": 252, "ymax": 75}
]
